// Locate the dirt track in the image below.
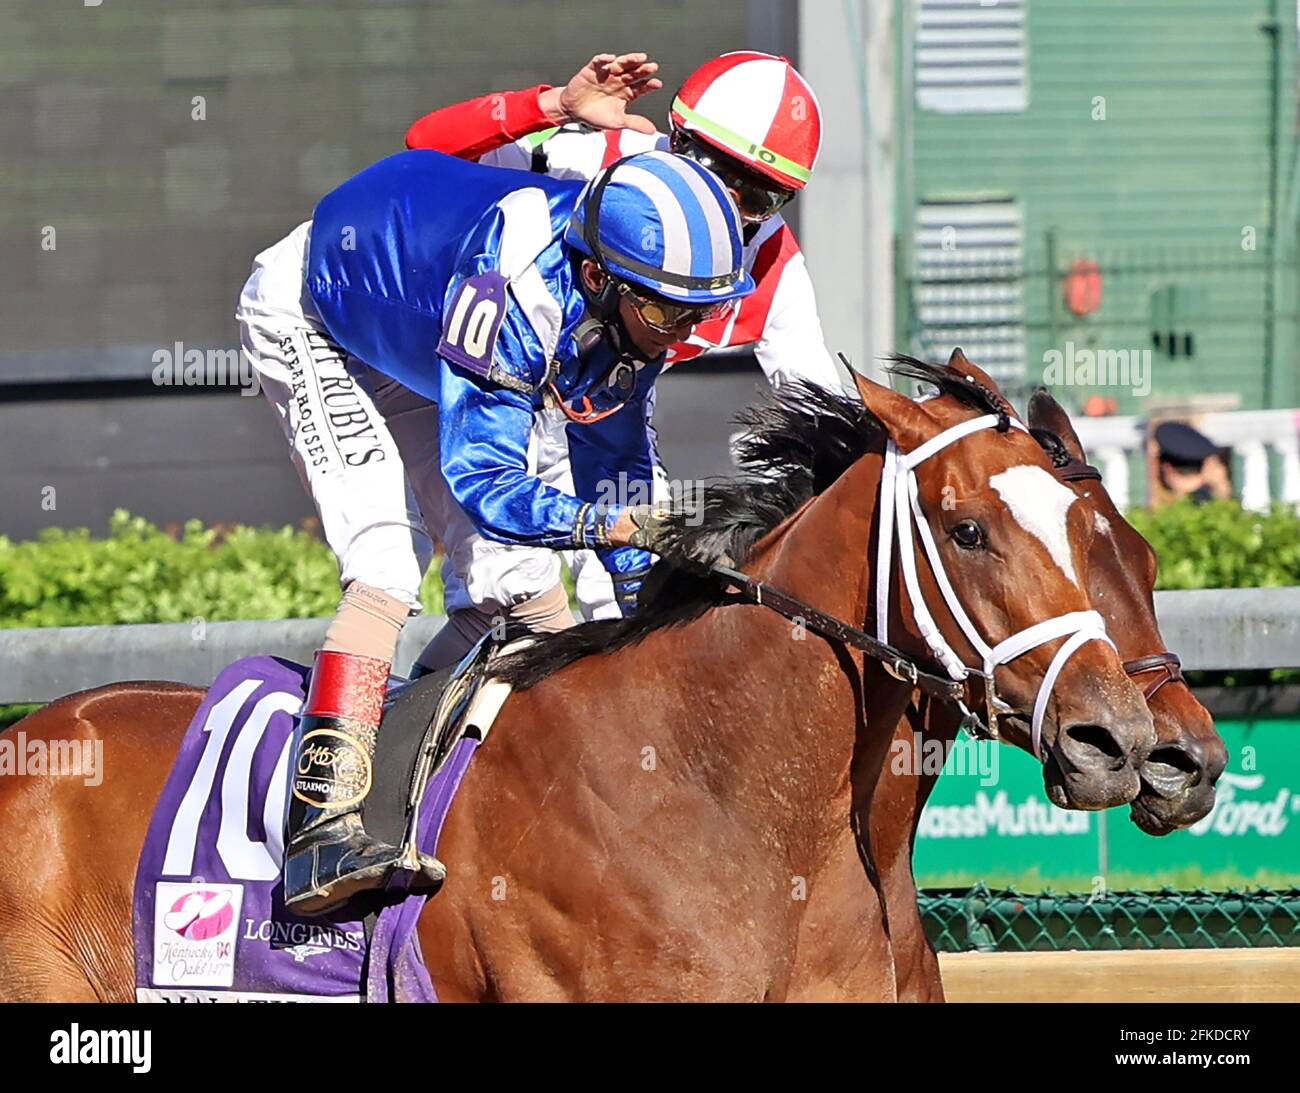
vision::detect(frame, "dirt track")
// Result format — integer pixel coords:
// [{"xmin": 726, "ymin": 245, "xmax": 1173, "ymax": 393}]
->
[{"xmin": 940, "ymin": 948, "xmax": 1300, "ymax": 1002}]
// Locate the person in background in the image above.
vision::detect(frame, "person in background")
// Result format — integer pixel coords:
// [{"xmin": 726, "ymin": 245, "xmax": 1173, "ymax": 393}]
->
[{"xmin": 1152, "ymin": 420, "xmax": 1232, "ymax": 505}]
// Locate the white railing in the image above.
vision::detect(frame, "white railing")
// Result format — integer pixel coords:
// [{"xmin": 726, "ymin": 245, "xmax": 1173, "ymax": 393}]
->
[
  {"xmin": 2, "ymin": 588, "xmax": 1299, "ymax": 704},
  {"xmin": 1074, "ymin": 408, "xmax": 1300, "ymax": 512}
]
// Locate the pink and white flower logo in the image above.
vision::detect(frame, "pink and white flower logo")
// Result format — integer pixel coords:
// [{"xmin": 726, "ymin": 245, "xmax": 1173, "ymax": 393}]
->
[
  {"xmin": 152, "ymin": 881, "xmax": 243, "ymax": 988},
  {"xmin": 161, "ymin": 889, "xmax": 235, "ymax": 940}
]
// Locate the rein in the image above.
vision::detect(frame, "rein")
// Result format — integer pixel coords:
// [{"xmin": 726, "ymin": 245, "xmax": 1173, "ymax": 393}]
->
[{"xmin": 712, "ymin": 564, "xmax": 967, "ymax": 703}]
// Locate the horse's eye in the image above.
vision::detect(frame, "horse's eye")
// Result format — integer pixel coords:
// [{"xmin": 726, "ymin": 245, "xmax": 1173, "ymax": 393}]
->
[{"xmin": 951, "ymin": 520, "xmax": 986, "ymax": 550}]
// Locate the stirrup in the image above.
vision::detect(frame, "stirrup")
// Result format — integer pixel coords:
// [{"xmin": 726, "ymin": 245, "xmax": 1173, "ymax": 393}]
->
[
  {"xmin": 285, "ymin": 648, "xmax": 446, "ymax": 917},
  {"xmin": 284, "ymin": 811, "xmax": 446, "ymax": 916}
]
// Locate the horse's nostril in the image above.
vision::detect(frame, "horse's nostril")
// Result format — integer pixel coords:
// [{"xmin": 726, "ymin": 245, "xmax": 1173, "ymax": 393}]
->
[
  {"xmin": 1046, "ymin": 722, "xmax": 1144, "ymax": 809},
  {"xmin": 1149, "ymin": 744, "xmax": 1201, "ymax": 777},
  {"xmin": 1142, "ymin": 745, "xmax": 1201, "ymax": 794},
  {"xmin": 1064, "ymin": 722, "xmax": 1126, "ymax": 765}
]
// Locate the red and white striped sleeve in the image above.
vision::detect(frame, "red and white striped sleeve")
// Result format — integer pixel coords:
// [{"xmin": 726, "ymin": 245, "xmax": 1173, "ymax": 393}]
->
[{"xmin": 404, "ymin": 85, "xmax": 557, "ymax": 166}]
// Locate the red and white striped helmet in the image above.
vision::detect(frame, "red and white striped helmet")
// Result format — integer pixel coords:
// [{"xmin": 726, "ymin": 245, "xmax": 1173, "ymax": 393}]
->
[{"xmin": 669, "ymin": 51, "xmax": 822, "ymax": 191}]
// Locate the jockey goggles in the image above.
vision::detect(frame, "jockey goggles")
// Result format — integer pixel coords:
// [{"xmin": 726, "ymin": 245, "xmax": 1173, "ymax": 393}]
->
[
  {"xmin": 615, "ymin": 280, "xmax": 735, "ymax": 333},
  {"xmin": 677, "ymin": 135, "xmax": 796, "ymax": 222}
]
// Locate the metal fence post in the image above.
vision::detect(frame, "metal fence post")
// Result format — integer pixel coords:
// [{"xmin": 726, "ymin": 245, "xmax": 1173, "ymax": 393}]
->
[{"xmin": 1044, "ymin": 227, "xmax": 1059, "ymax": 359}]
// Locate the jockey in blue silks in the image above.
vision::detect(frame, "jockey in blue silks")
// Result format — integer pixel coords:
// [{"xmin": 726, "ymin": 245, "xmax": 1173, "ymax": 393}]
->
[{"xmin": 235, "ymin": 148, "xmax": 754, "ymax": 913}]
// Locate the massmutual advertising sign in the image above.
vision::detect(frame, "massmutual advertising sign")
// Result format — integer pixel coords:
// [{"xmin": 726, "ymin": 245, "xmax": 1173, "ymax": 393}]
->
[{"xmin": 913, "ymin": 717, "xmax": 1300, "ymax": 882}]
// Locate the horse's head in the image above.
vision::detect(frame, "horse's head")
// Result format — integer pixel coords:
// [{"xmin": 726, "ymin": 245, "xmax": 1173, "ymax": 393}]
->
[
  {"xmin": 1025, "ymin": 387, "xmax": 1227, "ymax": 833},
  {"xmin": 853, "ymin": 349, "xmax": 1155, "ymax": 810}
]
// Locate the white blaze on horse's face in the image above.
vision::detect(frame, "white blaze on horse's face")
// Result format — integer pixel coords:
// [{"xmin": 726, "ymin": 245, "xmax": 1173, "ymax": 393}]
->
[{"xmin": 988, "ymin": 465, "xmax": 1081, "ymax": 585}]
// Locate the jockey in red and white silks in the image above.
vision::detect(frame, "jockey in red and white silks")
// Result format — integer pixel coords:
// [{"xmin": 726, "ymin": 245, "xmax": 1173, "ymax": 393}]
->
[{"xmin": 406, "ymin": 51, "xmax": 847, "ymax": 618}]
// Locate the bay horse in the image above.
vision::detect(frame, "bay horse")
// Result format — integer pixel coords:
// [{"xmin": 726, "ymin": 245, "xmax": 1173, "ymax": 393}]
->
[
  {"xmin": 871, "ymin": 373, "xmax": 1226, "ymax": 1002},
  {"xmin": 0, "ymin": 356, "xmax": 1155, "ymax": 1001},
  {"xmin": 723, "ymin": 351, "xmax": 1225, "ymax": 1001}
]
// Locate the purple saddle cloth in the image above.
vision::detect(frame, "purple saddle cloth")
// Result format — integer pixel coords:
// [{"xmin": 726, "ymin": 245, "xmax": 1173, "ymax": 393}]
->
[{"xmin": 133, "ymin": 656, "xmax": 478, "ymax": 1002}]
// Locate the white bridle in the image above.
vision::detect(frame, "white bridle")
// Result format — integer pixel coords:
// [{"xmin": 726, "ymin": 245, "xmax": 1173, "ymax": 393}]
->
[{"xmin": 874, "ymin": 413, "xmax": 1115, "ymax": 758}]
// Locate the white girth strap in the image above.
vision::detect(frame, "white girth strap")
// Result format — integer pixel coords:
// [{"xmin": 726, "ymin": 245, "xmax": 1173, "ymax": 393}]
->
[{"xmin": 875, "ymin": 413, "xmax": 1114, "ymax": 758}]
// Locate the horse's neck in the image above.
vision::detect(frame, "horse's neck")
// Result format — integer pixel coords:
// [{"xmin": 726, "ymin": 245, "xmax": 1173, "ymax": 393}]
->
[
  {"xmin": 678, "ymin": 452, "xmax": 914, "ymax": 862},
  {"xmin": 750, "ymin": 451, "xmax": 881, "ymax": 627}
]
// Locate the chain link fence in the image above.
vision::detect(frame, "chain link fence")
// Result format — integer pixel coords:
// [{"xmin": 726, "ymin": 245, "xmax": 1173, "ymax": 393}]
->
[{"xmin": 921, "ymin": 885, "xmax": 1300, "ymax": 952}]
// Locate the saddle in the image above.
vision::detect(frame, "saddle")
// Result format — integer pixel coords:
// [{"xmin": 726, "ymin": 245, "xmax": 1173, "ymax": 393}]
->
[{"xmin": 363, "ymin": 626, "xmax": 532, "ymax": 879}]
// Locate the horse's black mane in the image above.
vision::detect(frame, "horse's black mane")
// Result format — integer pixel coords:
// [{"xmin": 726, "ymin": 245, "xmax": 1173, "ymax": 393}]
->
[
  {"xmin": 491, "ymin": 353, "xmax": 1009, "ymax": 688},
  {"xmin": 887, "ymin": 353, "xmax": 1014, "ymax": 425}
]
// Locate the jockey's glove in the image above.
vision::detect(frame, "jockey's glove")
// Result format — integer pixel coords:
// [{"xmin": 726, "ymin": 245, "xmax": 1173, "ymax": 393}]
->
[
  {"xmin": 625, "ymin": 503, "xmax": 675, "ymax": 555},
  {"xmin": 626, "ymin": 503, "xmax": 732, "ymax": 575}
]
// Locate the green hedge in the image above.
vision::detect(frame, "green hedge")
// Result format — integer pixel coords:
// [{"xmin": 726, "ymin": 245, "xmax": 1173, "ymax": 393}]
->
[
  {"xmin": 0, "ymin": 510, "xmax": 443, "ymax": 629},
  {"xmin": 1127, "ymin": 500, "xmax": 1300, "ymax": 590},
  {"xmin": 1, "ymin": 502, "xmax": 1297, "ymax": 632},
  {"xmin": 1126, "ymin": 501, "xmax": 1300, "ymax": 686}
]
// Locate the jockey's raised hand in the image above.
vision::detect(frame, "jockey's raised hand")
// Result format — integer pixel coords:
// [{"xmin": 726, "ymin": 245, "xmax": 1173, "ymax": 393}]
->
[{"xmin": 538, "ymin": 52, "xmax": 663, "ymax": 133}]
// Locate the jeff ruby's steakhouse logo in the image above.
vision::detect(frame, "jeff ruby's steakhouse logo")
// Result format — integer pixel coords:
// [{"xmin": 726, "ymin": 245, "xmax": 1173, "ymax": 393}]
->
[
  {"xmin": 292, "ymin": 728, "xmax": 372, "ymax": 809},
  {"xmin": 281, "ymin": 331, "xmax": 386, "ymax": 475}
]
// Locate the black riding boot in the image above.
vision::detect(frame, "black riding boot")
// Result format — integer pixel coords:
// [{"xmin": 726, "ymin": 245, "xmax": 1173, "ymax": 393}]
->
[{"xmin": 283, "ymin": 652, "xmax": 445, "ymax": 916}]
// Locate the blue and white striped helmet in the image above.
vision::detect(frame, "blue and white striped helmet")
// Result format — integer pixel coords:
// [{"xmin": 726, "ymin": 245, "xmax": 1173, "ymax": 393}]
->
[{"xmin": 565, "ymin": 150, "xmax": 757, "ymax": 305}]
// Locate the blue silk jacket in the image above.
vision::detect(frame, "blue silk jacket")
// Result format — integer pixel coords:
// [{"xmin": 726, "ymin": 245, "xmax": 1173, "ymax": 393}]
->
[{"xmin": 305, "ymin": 150, "xmax": 658, "ymax": 606}]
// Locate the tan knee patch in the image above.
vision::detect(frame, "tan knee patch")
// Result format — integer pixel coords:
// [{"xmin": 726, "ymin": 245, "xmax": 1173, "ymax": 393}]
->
[
  {"xmin": 509, "ymin": 583, "xmax": 575, "ymax": 633},
  {"xmin": 322, "ymin": 581, "xmax": 412, "ymax": 663}
]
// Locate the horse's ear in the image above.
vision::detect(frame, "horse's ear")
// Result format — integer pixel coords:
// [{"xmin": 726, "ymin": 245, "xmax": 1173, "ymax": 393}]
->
[
  {"xmin": 1027, "ymin": 386, "xmax": 1089, "ymax": 464},
  {"xmin": 947, "ymin": 347, "xmax": 974, "ymax": 371},
  {"xmin": 852, "ymin": 368, "xmax": 936, "ymax": 452},
  {"xmin": 946, "ymin": 347, "xmax": 1019, "ymax": 420}
]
